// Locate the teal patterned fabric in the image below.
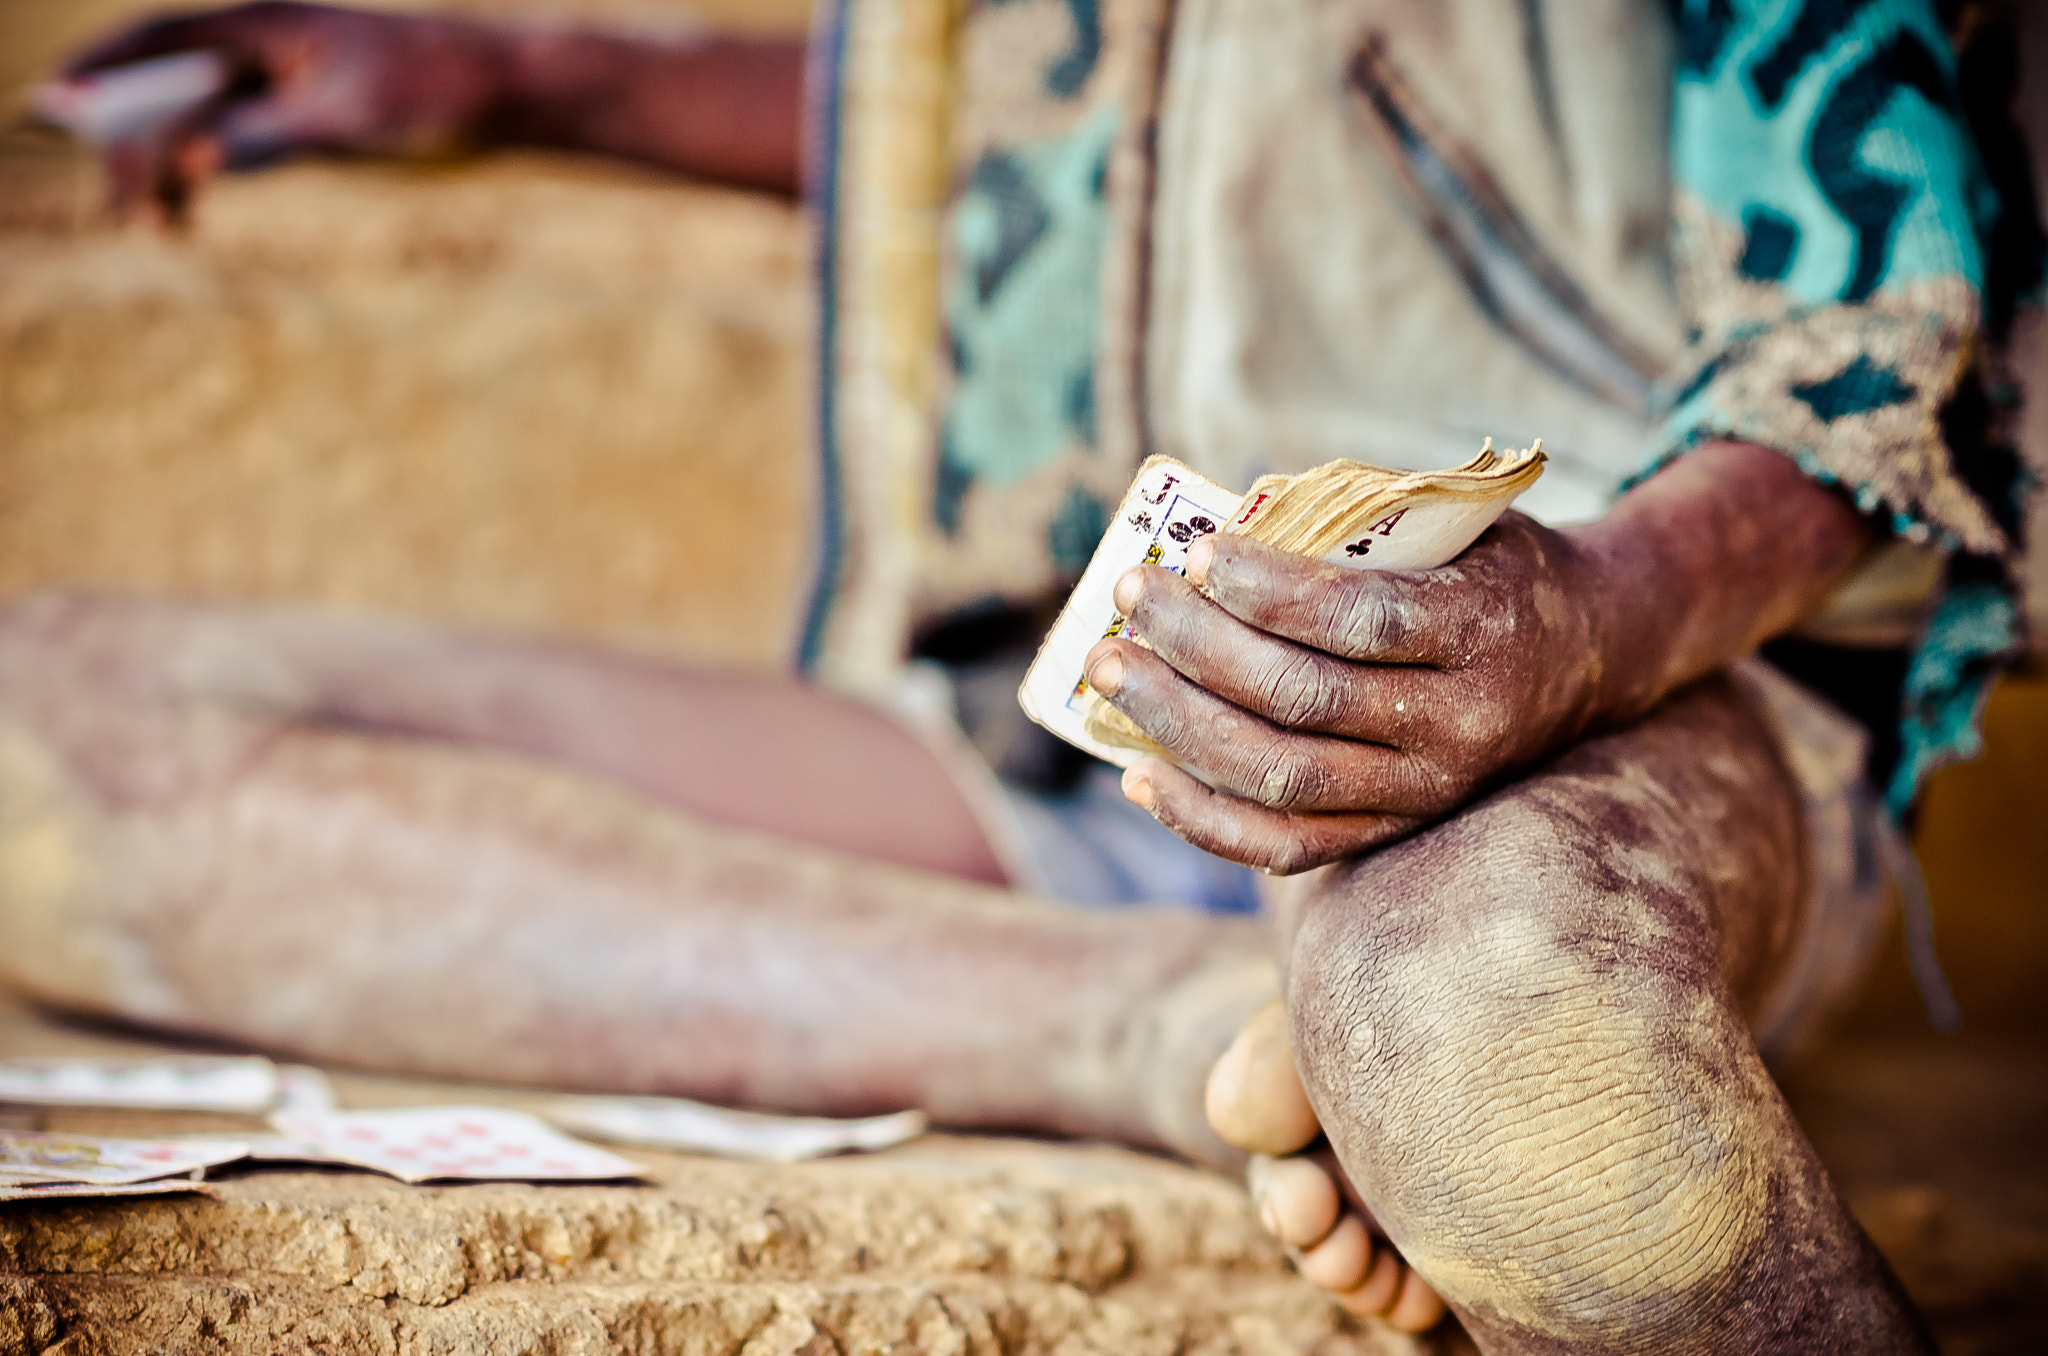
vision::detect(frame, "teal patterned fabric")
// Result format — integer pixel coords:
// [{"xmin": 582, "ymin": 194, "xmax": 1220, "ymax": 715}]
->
[
  {"xmin": 1894, "ymin": 576, "xmax": 2020, "ymax": 798},
  {"xmin": 938, "ymin": 108, "xmax": 1117, "ymax": 526},
  {"xmin": 1654, "ymin": 0, "xmax": 2037, "ymax": 814},
  {"xmin": 1671, "ymin": 0, "xmax": 1987, "ymax": 307}
]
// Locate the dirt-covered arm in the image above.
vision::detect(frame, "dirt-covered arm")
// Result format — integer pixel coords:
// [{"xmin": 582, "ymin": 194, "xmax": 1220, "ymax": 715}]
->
[{"xmin": 1083, "ymin": 440, "xmax": 1875, "ymax": 874}]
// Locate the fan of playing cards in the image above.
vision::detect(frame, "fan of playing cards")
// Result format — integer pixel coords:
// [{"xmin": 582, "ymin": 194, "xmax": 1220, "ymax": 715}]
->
[{"xmin": 1019, "ymin": 440, "xmax": 1545, "ymax": 766}]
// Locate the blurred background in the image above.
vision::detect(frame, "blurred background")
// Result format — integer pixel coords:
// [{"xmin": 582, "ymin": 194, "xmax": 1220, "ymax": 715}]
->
[
  {"xmin": 2, "ymin": 0, "xmax": 817, "ymax": 675},
  {"xmin": 2, "ymin": 2, "xmax": 2045, "ymax": 1348}
]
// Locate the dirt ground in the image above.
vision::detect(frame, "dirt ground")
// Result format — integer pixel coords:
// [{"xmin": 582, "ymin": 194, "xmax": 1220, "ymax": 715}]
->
[
  {"xmin": 1, "ymin": 1, "xmax": 2046, "ymax": 1352},
  {"xmin": 0, "ymin": 997, "xmax": 1435, "ymax": 1356}
]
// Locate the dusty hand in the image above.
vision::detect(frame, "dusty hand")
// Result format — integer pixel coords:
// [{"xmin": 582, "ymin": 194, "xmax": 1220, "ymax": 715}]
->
[
  {"xmin": 1082, "ymin": 513, "xmax": 1610, "ymax": 873},
  {"xmin": 62, "ymin": 2, "xmax": 507, "ymax": 218}
]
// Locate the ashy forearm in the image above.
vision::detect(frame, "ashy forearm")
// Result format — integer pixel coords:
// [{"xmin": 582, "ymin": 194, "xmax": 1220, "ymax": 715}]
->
[
  {"xmin": 488, "ymin": 28, "xmax": 805, "ymax": 194},
  {"xmin": 1577, "ymin": 440, "xmax": 1875, "ymax": 727}
]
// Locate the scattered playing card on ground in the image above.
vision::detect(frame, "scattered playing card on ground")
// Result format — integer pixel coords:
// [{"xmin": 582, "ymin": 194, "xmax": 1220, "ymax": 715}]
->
[
  {"xmin": 0, "ymin": 1130, "xmax": 251, "ymax": 1185},
  {"xmin": 0, "ymin": 1055, "xmax": 281, "ymax": 1113},
  {"xmin": 276, "ymin": 1065, "xmax": 338, "ymax": 1113},
  {"xmin": 548, "ymin": 1097, "xmax": 927, "ymax": 1163},
  {"xmin": 269, "ymin": 1107, "xmax": 644, "ymax": 1184},
  {"xmin": 0, "ymin": 1179, "xmax": 213, "ymax": 1205},
  {"xmin": 158, "ymin": 1131, "xmax": 353, "ymax": 1167}
]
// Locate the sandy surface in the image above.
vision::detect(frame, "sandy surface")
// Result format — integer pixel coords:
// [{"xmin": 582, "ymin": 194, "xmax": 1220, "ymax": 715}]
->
[
  {"xmin": 0, "ymin": 998, "xmax": 1430, "ymax": 1356},
  {"xmin": 0, "ymin": 990, "xmax": 2043, "ymax": 1353}
]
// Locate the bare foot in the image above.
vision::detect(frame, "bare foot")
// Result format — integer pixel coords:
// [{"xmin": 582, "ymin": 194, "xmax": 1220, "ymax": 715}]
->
[{"xmin": 1207, "ymin": 1001, "xmax": 1446, "ymax": 1333}]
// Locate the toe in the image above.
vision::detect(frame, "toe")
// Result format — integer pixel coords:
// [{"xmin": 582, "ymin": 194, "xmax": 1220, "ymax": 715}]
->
[
  {"xmin": 1386, "ymin": 1270, "xmax": 1446, "ymax": 1332},
  {"xmin": 1336, "ymin": 1246, "xmax": 1405, "ymax": 1316},
  {"xmin": 1248, "ymin": 1154, "xmax": 1341, "ymax": 1247},
  {"xmin": 1205, "ymin": 1000, "xmax": 1320, "ymax": 1154},
  {"xmin": 1296, "ymin": 1213, "xmax": 1372, "ymax": 1292}
]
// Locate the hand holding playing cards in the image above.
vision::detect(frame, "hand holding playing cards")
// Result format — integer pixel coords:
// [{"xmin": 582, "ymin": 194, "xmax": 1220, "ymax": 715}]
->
[
  {"xmin": 1083, "ymin": 512, "xmax": 1610, "ymax": 873},
  {"xmin": 49, "ymin": 4, "xmax": 806, "ymax": 221},
  {"xmin": 57, "ymin": 3, "xmax": 508, "ymax": 219}
]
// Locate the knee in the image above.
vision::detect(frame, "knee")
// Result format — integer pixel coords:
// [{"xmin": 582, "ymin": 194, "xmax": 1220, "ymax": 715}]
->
[{"xmin": 1284, "ymin": 800, "xmax": 1779, "ymax": 1345}]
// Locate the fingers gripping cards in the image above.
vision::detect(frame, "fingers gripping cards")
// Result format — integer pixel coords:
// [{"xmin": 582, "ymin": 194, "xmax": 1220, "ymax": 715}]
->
[
  {"xmin": 1018, "ymin": 461, "xmax": 1244, "ymax": 762},
  {"xmin": 1017, "ymin": 441, "xmax": 1545, "ymax": 766},
  {"xmin": 31, "ymin": 52, "xmax": 229, "ymax": 147}
]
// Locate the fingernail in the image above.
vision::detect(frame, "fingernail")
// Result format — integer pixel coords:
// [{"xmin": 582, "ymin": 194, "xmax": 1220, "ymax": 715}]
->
[
  {"xmin": 1121, "ymin": 767, "xmax": 1154, "ymax": 809},
  {"xmin": 1186, "ymin": 536, "xmax": 1217, "ymax": 586},
  {"xmin": 1087, "ymin": 650, "xmax": 1125, "ymax": 695},
  {"xmin": 1113, "ymin": 568, "xmax": 1143, "ymax": 613},
  {"xmin": 1258, "ymin": 1192, "xmax": 1283, "ymax": 1236}
]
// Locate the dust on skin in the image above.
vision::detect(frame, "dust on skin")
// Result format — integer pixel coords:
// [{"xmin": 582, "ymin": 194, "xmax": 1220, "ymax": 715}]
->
[
  {"xmin": 1284, "ymin": 679, "xmax": 1931, "ymax": 1354},
  {"xmin": 0, "ymin": 598, "xmax": 1273, "ymax": 1167},
  {"xmin": 1362, "ymin": 896, "xmax": 1770, "ymax": 1335}
]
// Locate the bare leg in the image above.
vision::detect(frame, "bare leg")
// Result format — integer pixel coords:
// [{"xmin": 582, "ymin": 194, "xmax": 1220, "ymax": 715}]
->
[
  {"xmin": 0, "ymin": 592, "xmax": 1269, "ymax": 1163},
  {"xmin": 0, "ymin": 590, "xmax": 1009, "ymax": 884},
  {"xmin": 1255, "ymin": 678, "xmax": 1930, "ymax": 1351}
]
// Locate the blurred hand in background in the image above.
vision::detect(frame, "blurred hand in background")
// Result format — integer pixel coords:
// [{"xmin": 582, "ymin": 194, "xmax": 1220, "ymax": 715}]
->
[{"xmin": 52, "ymin": 1, "xmax": 806, "ymax": 220}]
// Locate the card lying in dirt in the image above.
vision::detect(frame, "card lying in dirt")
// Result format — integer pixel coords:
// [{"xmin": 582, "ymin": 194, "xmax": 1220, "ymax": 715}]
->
[
  {"xmin": 1019, "ymin": 444, "xmax": 1545, "ymax": 767},
  {"xmin": 0, "ymin": 1130, "xmax": 251, "ymax": 1185},
  {"xmin": 0, "ymin": 1055, "xmax": 281, "ymax": 1113},
  {"xmin": 269, "ymin": 1107, "xmax": 644, "ymax": 1184},
  {"xmin": 0, "ymin": 1179, "xmax": 213, "ymax": 1205},
  {"xmin": 549, "ymin": 1096, "xmax": 927, "ymax": 1163}
]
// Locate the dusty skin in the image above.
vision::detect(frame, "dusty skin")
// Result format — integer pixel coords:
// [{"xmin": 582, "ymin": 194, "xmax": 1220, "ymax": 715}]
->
[
  {"xmin": 0, "ymin": 588, "xmax": 1937, "ymax": 1351},
  {"xmin": 1082, "ymin": 444, "xmax": 1874, "ymax": 874},
  {"xmin": 1203, "ymin": 679, "xmax": 1934, "ymax": 1354},
  {"xmin": 1071, "ymin": 435, "xmax": 1940, "ymax": 1346},
  {"xmin": 0, "ymin": 590, "xmax": 1275, "ymax": 1168}
]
